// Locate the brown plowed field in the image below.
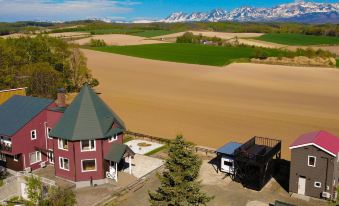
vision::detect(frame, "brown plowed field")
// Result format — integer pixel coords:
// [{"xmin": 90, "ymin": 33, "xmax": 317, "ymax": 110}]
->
[{"xmin": 83, "ymin": 49, "xmax": 339, "ymax": 159}]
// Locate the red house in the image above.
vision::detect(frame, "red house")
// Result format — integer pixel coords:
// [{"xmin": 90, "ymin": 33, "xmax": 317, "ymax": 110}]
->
[
  {"xmin": 0, "ymin": 95, "xmax": 56, "ymax": 172},
  {"xmin": 49, "ymin": 85, "xmax": 134, "ymax": 187}
]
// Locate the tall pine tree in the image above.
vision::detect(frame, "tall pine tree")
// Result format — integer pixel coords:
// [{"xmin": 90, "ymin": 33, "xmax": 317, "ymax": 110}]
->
[{"xmin": 149, "ymin": 135, "xmax": 212, "ymax": 206}]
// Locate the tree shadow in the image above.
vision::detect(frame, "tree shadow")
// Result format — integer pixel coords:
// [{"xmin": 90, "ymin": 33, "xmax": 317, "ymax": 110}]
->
[{"xmin": 273, "ymin": 159, "xmax": 290, "ymax": 192}]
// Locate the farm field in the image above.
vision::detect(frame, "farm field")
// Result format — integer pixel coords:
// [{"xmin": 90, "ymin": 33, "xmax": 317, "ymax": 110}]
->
[
  {"xmin": 83, "ymin": 49, "xmax": 339, "ymax": 159},
  {"xmin": 74, "ymin": 34, "xmax": 166, "ymax": 46},
  {"xmin": 256, "ymin": 33, "xmax": 339, "ymax": 46},
  {"xmin": 70, "ymin": 28, "xmax": 177, "ymax": 37},
  {"xmin": 90, "ymin": 43, "xmax": 286, "ymax": 66}
]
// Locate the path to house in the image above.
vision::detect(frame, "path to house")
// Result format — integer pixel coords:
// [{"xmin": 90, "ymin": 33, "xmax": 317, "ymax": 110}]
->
[{"xmin": 83, "ymin": 49, "xmax": 339, "ymax": 160}]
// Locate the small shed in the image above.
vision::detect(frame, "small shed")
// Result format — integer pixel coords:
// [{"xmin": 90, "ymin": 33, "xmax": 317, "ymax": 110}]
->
[{"xmin": 216, "ymin": 142, "xmax": 242, "ymax": 175}]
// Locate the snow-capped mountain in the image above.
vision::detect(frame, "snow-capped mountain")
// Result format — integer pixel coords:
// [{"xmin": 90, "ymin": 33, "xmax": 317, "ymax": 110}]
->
[{"xmin": 163, "ymin": 2, "xmax": 339, "ymax": 23}]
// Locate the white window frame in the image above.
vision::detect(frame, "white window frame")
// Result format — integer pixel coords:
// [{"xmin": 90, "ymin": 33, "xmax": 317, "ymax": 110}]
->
[
  {"xmin": 47, "ymin": 150, "xmax": 54, "ymax": 164},
  {"xmin": 29, "ymin": 151, "xmax": 41, "ymax": 165},
  {"xmin": 59, "ymin": 157, "xmax": 69, "ymax": 171},
  {"xmin": 308, "ymin": 155, "xmax": 316, "ymax": 167},
  {"xmin": 80, "ymin": 140, "xmax": 96, "ymax": 152},
  {"xmin": 58, "ymin": 139, "xmax": 68, "ymax": 151},
  {"xmin": 31, "ymin": 130, "xmax": 37, "ymax": 140},
  {"xmin": 108, "ymin": 134, "xmax": 118, "ymax": 142},
  {"xmin": 47, "ymin": 127, "xmax": 52, "ymax": 139},
  {"xmin": 314, "ymin": 181, "xmax": 321, "ymax": 188},
  {"xmin": 13, "ymin": 154, "xmax": 19, "ymax": 162},
  {"xmin": 0, "ymin": 153, "xmax": 6, "ymax": 162},
  {"xmin": 81, "ymin": 159, "xmax": 97, "ymax": 172}
]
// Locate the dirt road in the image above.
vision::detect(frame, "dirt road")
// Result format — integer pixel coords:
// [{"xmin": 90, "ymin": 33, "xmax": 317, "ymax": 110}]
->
[{"xmin": 83, "ymin": 49, "xmax": 339, "ymax": 159}]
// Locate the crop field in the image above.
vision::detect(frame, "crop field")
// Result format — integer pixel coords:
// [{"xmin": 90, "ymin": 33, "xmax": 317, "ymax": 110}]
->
[
  {"xmin": 90, "ymin": 43, "xmax": 284, "ymax": 66},
  {"xmin": 256, "ymin": 33, "xmax": 339, "ymax": 46},
  {"xmin": 87, "ymin": 29, "xmax": 177, "ymax": 37}
]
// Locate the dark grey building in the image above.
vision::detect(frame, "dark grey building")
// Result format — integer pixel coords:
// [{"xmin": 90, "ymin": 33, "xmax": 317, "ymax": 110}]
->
[{"xmin": 289, "ymin": 131, "xmax": 339, "ymax": 200}]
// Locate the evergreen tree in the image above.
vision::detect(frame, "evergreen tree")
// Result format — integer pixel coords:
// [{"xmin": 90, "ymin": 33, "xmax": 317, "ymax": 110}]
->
[{"xmin": 149, "ymin": 136, "xmax": 212, "ymax": 206}]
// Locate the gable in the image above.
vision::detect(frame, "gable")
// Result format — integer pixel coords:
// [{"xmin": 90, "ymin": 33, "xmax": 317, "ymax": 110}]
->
[
  {"xmin": 290, "ymin": 143, "xmax": 336, "ymax": 157},
  {"xmin": 0, "ymin": 95, "xmax": 53, "ymax": 136}
]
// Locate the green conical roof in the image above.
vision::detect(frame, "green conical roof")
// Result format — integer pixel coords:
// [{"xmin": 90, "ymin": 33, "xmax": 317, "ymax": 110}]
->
[{"xmin": 50, "ymin": 85, "xmax": 125, "ymax": 141}]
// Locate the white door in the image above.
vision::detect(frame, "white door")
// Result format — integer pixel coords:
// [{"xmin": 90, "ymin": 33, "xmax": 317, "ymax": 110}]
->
[{"xmin": 298, "ymin": 177, "xmax": 306, "ymax": 195}]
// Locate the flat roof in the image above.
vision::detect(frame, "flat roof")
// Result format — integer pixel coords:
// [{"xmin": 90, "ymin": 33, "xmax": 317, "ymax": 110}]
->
[{"xmin": 216, "ymin": 142, "xmax": 242, "ymax": 155}]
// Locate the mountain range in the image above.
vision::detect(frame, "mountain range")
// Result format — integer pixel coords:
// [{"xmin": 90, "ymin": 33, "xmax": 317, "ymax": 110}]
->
[{"xmin": 162, "ymin": 2, "xmax": 339, "ymax": 24}]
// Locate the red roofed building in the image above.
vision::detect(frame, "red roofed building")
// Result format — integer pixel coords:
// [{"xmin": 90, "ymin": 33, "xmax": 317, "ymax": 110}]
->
[{"xmin": 289, "ymin": 131, "xmax": 339, "ymax": 200}]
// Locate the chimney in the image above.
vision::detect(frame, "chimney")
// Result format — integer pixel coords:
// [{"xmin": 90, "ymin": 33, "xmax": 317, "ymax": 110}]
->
[{"xmin": 56, "ymin": 88, "xmax": 66, "ymax": 107}]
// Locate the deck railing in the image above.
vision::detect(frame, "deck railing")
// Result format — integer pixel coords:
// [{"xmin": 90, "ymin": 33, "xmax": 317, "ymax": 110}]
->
[{"xmin": 234, "ymin": 136, "xmax": 281, "ymax": 163}]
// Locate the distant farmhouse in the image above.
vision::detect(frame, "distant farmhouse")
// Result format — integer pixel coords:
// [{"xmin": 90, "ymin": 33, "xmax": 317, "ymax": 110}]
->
[
  {"xmin": 289, "ymin": 131, "xmax": 339, "ymax": 200},
  {"xmin": 0, "ymin": 85, "xmax": 134, "ymax": 187}
]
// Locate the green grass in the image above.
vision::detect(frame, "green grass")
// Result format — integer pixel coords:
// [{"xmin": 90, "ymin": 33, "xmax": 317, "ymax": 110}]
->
[
  {"xmin": 336, "ymin": 59, "xmax": 339, "ymax": 68},
  {"xmin": 144, "ymin": 145, "xmax": 168, "ymax": 156},
  {"xmin": 90, "ymin": 43, "xmax": 285, "ymax": 66},
  {"xmin": 256, "ymin": 33, "xmax": 339, "ymax": 46},
  {"xmin": 123, "ymin": 135, "xmax": 134, "ymax": 143},
  {"xmin": 132, "ymin": 30, "xmax": 178, "ymax": 37},
  {"xmin": 87, "ymin": 29, "xmax": 177, "ymax": 37}
]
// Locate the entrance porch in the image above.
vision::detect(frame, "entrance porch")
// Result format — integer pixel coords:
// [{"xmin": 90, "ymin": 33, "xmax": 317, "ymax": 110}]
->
[{"xmin": 104, "ymin": 144, "xmax": 135, "ymax": 182}]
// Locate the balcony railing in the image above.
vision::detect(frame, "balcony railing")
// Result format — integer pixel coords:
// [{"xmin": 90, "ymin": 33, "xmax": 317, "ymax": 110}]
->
[{"xmin": 0, "ymin": 141, "xmax": 12, "ymax": 152}]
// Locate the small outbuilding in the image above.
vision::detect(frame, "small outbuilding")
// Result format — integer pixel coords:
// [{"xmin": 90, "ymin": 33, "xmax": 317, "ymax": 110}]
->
[{"xmin": 216, "ymin": 142, "xmax": 242, "ymax": 175}]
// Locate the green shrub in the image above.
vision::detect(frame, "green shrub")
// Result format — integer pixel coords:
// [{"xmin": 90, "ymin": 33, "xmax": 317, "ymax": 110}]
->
[{"xmin": 88, "ymin": 39, "xmax": 107, "ymax": 47}]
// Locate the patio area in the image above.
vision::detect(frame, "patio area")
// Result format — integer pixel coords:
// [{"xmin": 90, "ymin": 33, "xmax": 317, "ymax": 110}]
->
[
  {"xmin": 123, "ymin": 154, "xmax": 164, "ymax": 178},
  {"xmin": 125, "ymin": 139, "xmax": 164, "ymax": 155}
]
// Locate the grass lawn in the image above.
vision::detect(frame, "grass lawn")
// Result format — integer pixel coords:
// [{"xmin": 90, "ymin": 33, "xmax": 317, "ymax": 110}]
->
[
  {"xmin": 256, "ymin": 33, "xmax": 339, "ymax": 46},
  {"xmin": 90, "ymin": 43, "xmax": 284, "ymax": 66}
]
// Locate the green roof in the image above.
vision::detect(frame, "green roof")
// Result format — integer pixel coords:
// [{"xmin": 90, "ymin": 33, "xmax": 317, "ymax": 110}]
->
[
  {"xmin": 104, "ymin": 144, "xmax": 135, "ymax": 162},
  {"xmin": 50, "ymin": 85, "xmax": 125, "ymax": 141}
]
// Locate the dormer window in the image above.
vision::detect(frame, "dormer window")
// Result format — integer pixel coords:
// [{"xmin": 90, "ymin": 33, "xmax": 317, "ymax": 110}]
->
[
  {"xmin": 308, "ymin": 156, "xmax": 316, "ymax": 167},
  {"xmin": 109, "ymin": 134, "xmax": 118, "ymax": 142},
  {"xmin": 31, "ymin": 130, "xmax": 37, "ymax": 140}
]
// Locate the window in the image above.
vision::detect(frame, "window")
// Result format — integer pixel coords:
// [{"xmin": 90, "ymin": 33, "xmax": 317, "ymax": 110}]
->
[
  {"xmin": 81, "ymin": 140, "xmax": 96, "ymax": 151},
  {"xmin": 29, "ymin": 151, "xmax": 41, "ymax": 165},
  {"xmin": 47, "ymin": 150, "xmax": 54, "ymax": 164},
  {"xmin": 59, "ymin": 157, "xmax": 69, "ymax": 171},
  {"xmin": 58, "ymin": 139, "xmax": 68, "ymax": 150},
  {"xmin": 81, "ymin": 159, "xmax": 96, "ymax": 172},
  {"xmin": 308, "ymin": 156, "xmax": 316, "ymax": 167},
  {"xmin": 31, "ymin": 130, "xmax": 37, "ymax": 140},
  {"xmin": 13, "ymin": 154, "xmax": 19, "ymax": 162},
  {"xmin": 314, "ymin": 181, "xmax": 321, "ymax": 188},
  {"xmin": 108, "ymin": 134, "xmax": 118, "ymax": 142},
  {"xmin": 47, "ymin": 127, "xmax": 52, "ymax": 139},
  {"xmin": 223, "ymin": 161, "xmax": 233, "ymax": 167},
  {"xmin": 0, "ymin": 153, "xmax": 6, "ymax": 162}
]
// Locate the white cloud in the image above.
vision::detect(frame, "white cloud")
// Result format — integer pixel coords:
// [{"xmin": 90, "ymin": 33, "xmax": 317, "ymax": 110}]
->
[{"xmin": 0, "ymin": 0, "xmax": 141, "ymax": 21}]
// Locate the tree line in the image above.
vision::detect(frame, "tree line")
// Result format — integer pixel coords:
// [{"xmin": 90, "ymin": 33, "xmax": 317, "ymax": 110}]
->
[
  {"xmin": 0, "ymin": 35, "xmax": 98, "ymax": 98},
  {"xmin": 49, "ymin": 21, "xmax": 338, "ymax": 37}
]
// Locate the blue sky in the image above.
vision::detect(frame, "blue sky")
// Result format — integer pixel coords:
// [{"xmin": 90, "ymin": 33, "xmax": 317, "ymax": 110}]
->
[{"xmin": 0, "ymin": 0, "xmax": 337, "ymax": 22}]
